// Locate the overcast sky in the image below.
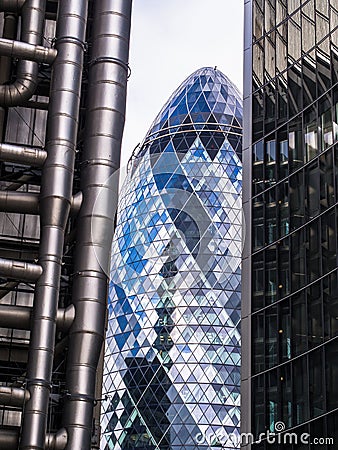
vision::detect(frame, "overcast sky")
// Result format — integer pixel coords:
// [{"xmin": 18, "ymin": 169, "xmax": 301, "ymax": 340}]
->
[{"xmin": 120, "ymin": 1, "xmax": 244, "ymax": 172}]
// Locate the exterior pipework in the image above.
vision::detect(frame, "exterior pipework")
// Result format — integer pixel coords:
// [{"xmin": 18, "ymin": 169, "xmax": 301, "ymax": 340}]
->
[
  {"xmin": 0, "ymin": 257, "xmax": 42, "ymax": 281},
  {"xmin": 0, "ymin": 386, "xmax": 30, "ymax": 407},
  {"xmin": 19, "ymin": 0, "xmax": 88, "ymax": 448},
  {"xmin": 62, "ymin": 1, "xmax": 132, "ymax": 448},
  {"xmin": 0, "ymin": 191, "xmax": 39, "ymax": 214},
  {"xmin": 0, "ymin": 191, "xmax": 82, "ymax": 214},
  {"xmin": 0, "ymin": 304, "xmax": 75, "ymax": 332},
  {"xmin": 0, "ymin": 143, "xmax": 47, "ymax": 166},
  {"xmin": 0, "ymin": 12, "xmax": 16, "ymax": 138},
  {"xmin": 0, "ymin": 0, "xmax": 24, "ymax": 12},
  {"xmin": 0, "ymin": 37, "xmax": 57, "ymax": 64},
  {"xmin": 0, "ymin": 0, "xmax": 47, "ymax": 107},
  {"xmin": 0, "ymin": 429, "xmax": 67, "ymax": 450}
]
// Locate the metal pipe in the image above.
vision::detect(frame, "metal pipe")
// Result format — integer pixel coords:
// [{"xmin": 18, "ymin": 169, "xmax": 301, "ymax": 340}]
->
[
  {"xmin": 0, "ymin": 429, "xmax": 67, "ymax": 450},
  {"xmin": 0, "ymin": 386, "xmax": 30, "ymax": 407},
  {"xmin": 0, "ymin": 0, "xmax": 47, "ymax": 107},
  {"xmin": 45, "ymin": 428, "xmax": 68, "ymax": 450},
  {"xmin": 70, "ymin": 191, "xmax": 83, "ymax": 216},
  {"xmin": 19, "ymin": 0, "xmax": 88, "ymax": 448},
  {"xmin": 0, "ymin": 191, "xmax": 39, "ymax": 213},
  {"xmin": 0, "ymin": 304, "xmax": 31, "ymax": 329},
  {"xmin": 0, "ymin": 142, "xmax": 46, "ymax": 166},
  {"xmin": 0, "ymin": 304, "xmax": 75, "ymax": 332},
  {"xmin": 0, "ymin": 37, "xmax": 57, "ymax": 63},
  {"xmin": 0, "ymin": 257, "xmax": 42, "ymax": 281},
  {"xmin": 63, "ymin": 1, "xmax": 132, "ymax": 448},
  {"xmin": 0, "ymin": 429, "xmax": 18, "ymax": 448},
  {"xmin": 0, "ymin": 191, "xmax": 83, "ymax": 214},
  {"xmin": 0, "ymin": 13, "xmax": 17, "ymax": 138},
  {"xmin": 56, "ymin": 304, "xmax": 75, "ymax": 333},
  {"xmin": 0, "ymin": 0, "xmax": 24, "ymax": 12}
]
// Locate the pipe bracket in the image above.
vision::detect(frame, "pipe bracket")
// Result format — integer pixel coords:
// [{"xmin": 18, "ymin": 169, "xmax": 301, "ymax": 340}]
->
[{"xmin": 88, "ymin": 56, "xmax": 130, "ymax": 76}]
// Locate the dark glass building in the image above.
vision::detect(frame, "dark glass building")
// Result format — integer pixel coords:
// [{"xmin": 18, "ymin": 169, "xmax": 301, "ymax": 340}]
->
[
  {"xmin": 102, "ymin": 67, "xmax": 243, "ymax": 449},
  {"xmin": 242, "ymin": 0, "xmax": 338, "ymax": 448}
]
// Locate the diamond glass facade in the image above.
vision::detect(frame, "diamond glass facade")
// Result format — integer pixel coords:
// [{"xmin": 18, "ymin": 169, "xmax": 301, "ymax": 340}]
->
[
  {"xmin": 242, "ymin": 1, "xmax": 338, "ymax": 449},
  {"xmin": 101, "ymin": 67, "xmax": 243, "ymax": 449}
]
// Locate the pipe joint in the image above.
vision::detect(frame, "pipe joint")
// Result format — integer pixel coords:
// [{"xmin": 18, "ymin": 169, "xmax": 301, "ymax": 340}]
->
[
  {"xmin": 0, "ymin": 38, "xmax": 57, "ymax": 64},
  {"xmin": 88, "ymin": 56, "xmax": 130, "ymax": 75},
  {"xmin": 0, "ymin": 257, "xmax": 42, "ymax": 282},
  {"xmin": 0, "ymin": 386, "xmax": 30, "ymax": 407},
  {"xmin": 26, "ymin": 378, "xmax": 52, "ymax": 390},
  {"xmin": 55, "ymin": 36, "xmax": 86, "ymax": 51},
  {"xmin": 0, "ymin": 143, "xmax": 46, "ymax": 166},
  {"xmin": 56, "ymin": 304, "xmax": 75, "ymax": 333},
  {"xmin": 64, "ymin": 392, "xmax": 96, "ymax": 404},
  {"xmin": 45, "ymin": 428, "xmax": 68, "ymax": 450}
]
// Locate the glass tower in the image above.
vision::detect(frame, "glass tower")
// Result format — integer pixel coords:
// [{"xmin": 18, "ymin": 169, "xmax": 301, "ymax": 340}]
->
[
  {"xmin": 101, "ymin": 67, "xmax": 243, "ymax": 449},
  {"xmin": 242, "ymin": 1, "xmax": 338, "ymax": 448}
]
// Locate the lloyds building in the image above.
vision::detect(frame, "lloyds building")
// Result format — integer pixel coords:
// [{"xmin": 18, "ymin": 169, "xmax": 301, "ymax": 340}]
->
[{"xmin": 242, "ymin": 0, "xmax": 338, "ymax": 449}]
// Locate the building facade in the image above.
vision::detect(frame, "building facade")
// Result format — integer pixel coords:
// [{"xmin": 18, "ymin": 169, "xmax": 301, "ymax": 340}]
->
[
  {"xmin": 242, "ymin": 0, "xmax": 338, "ymax": 448},
  {"xmin": 0, "ymin": 1, "xmax": 132, "ymax": 449},
  {"xmin": 102, "ymin": 67, "xmax": 243, "ymax": 449}
]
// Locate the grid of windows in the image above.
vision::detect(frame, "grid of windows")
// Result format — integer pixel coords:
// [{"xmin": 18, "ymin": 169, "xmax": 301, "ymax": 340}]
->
[{"xmin": 245, "ymin": 0, "xmax": 338, "ymax": 448}]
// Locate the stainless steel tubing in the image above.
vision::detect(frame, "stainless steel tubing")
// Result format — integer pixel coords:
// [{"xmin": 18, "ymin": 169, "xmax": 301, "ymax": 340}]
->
[
  {"xmin": 0, "ymin": 191, "xmax": 82, "ymax": 215},
  {"xmin": 45, "ymin": 428, "xmax": 68, "ymax": 450},
  {"xmin": 0, "ymin": 386, "xmax": 30, "ymax": 407},
  {"xmin": 0, "ymin": 429, "xmax": 67, "ymax": 450},
  {"xmin": 0, "ymin": 304, "xmax": 31, "ymax": 329},
  {"xmin": 0, "ymin": 191, "xmax": 39, "ymax": 214},
  {"xmin": 0, "ymin": 0, "xmax": 47, "ymax": 107},
  {"xmin": 19, "ymin": 0, "xmax": 88, "ymax": 448},
  {"xmin": 56, "ymin": 304, "xmax": 75, "ymax": 333},
  {"xmin": 0, "ymin": 429, "xmax": 19, "ymax": 448},
  {"xmin": 70, "ymin": 191, "xmax": 83, "ymax": 216},
  {"xmin": 0, "ymin": 143, "xmax": 46, "ymax": 166},
  {"xmin": 63, "ymin": 1, "xmax": 132, "ymax": 448},
  {"xmin": 0, "ymin": 257, "xmax": 42, "ymax": 281},
  {"xmin": 0, "ymin": 0, "xmax": 24, "ymax": 12},
  {"xmin": 0, "ymin": 304, "xmax": 75, "ymax": 332},
  {"xmin": 0, "ymin": 13, "xmax": 17, "ymax": 138},
  {"xmin": 0, "ymin": 37, "xmax": 57, "ymax": 63}
]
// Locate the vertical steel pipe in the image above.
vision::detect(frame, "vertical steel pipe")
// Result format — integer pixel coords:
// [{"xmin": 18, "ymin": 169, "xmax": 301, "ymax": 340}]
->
[
  {"xmin": 0, "ymin": 12, "xmax": 16, "ymax": 138},
  {"xmin": 0, "ymin": 0, "xmax": 47, "ymax": 106},
  {"xmin": 19, "ymin": 0, "xmax": 88, "ymax": 448},
  {"xmin": 62, "ymin": 1, "xmax": 132, "ymax": 448}
]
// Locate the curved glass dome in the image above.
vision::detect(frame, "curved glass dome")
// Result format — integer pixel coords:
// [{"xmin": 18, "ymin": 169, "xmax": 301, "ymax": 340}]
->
[
  {"xmin": 102, "ymin": 67, "xmax": 242, "ymax": 450},
  {"xmin": 145, "ymin": 67, "xmax": 242, "ymax": 143}
]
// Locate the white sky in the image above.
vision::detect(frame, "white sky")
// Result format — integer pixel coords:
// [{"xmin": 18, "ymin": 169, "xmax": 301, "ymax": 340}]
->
[{"xmin": 120, "ymin": 0, "xmax": 244, "ymax": 173}]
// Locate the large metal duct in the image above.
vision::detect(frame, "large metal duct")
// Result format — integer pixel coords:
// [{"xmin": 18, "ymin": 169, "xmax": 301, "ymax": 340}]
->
[
  {"xmin": 0, "ymin": 0, "xmax": 47, "ymax": 107},
  {"xmin": 62, "ymin": 1, "xmax": 132, "ymax": 448},
  {"xmin": 19, "ymin": 0, "xmax": 88, "ymax": 448}
]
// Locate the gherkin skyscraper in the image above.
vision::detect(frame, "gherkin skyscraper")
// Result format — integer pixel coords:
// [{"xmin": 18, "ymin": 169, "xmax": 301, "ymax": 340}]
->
[{"xmin": 101, "ymin": 67, "xmax": 243, "ymax": 450}]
